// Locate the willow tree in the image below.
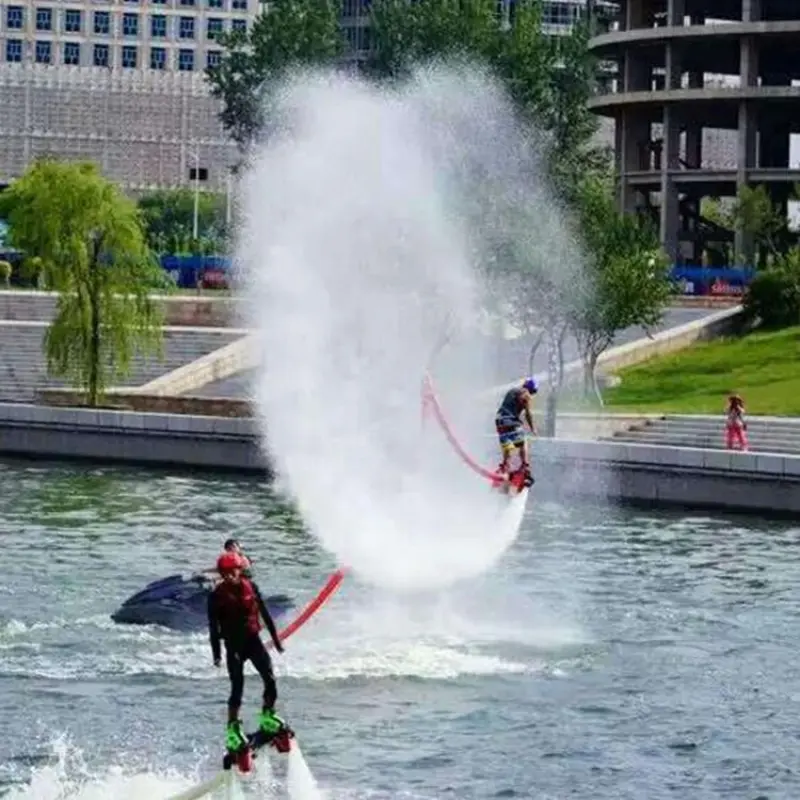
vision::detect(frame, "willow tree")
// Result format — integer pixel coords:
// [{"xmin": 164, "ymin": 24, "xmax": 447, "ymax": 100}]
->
[{"xmin": 0, "ymin": 159, "xmax": 166, "ymax": 406}]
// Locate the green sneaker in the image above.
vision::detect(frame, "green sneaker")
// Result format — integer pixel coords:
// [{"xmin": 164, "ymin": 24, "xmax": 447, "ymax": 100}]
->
[
  {"xmin": 257, "ymin": 708, "xmax": 285, "ymax": 736},
  {"xmin": 226, "ymin": 720, "xmax": 248, "ymax": 751}
]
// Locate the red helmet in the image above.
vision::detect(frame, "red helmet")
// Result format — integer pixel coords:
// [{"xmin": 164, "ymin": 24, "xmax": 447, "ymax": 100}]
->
[{"xmin": 217, "ymin": 552, "xmax": 243, "ymax": 574}]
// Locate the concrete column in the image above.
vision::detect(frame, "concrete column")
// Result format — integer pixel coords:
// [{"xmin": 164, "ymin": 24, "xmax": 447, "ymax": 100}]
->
[
  {"xmin": 623, "ymin": 50, "xmax": 650, "ymax": 92},
  {"xmin": 617, "ymin": 0, "xmax": 628, "ymax": 31},
  {"xmin": 664, "ymin": 41, "xmax": 682, "ymax": 90},
  {"xmin": 685, "ymin": 71, "xmax": 703, "ymax": 167},
  {"xmin": 661, "ymin": 105, "xmax": 681, "ymax": 262},
  {"xmin": 742, "ymin": 0, "xmax": 761, "ymax": 22},
  {"xmin": 740, "ymin": 36, "xmax": 758, "ymax": 88},
  {"xmin": 666, "ymin": 0, "xmax": 686, "ymax": 26},
  {"xmin": 735, "ymin": 102, "xmax": 757, "ymax": 266},
  {"xmin": 627, "ymin": 0, "xmax": 655, "ymax": 29},
  {"xmin": 619, "ymin": 109, "xmax": 650, "ymax": 215}
]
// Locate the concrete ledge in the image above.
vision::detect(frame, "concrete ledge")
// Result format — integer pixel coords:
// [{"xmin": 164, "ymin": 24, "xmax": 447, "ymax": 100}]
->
[
  {"xmin": 0, "ymin": 402, "xmax": 265, "ymax": 472},
  {"xmin": 2, "ymin": 402, "xmax": 799, "ymax": 514},
  {"xmin": 0, "ymin": 290, "xmax": 236, "ymax": 328},
  {"xmin": 134, "ymin": 333, "xmax": 254, "ymax": 396},
  {"xmin": 531, "ymin": 438, "xmax": 800, "ymax": 515}
]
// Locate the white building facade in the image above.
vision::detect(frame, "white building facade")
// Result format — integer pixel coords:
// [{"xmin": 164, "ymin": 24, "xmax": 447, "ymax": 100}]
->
[{"xmin": 0, "ymin": 0, "xmax": 257, "ymax": 189}]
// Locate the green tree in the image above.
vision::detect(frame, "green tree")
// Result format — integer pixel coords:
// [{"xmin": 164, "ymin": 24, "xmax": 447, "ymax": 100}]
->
[
  {"xmin": 138, "ymin": 188, "xmax": 228, "ymax": 254},
  {"xmin": 0, "ymin": 159, "xmax": 166, "ymax": 406},
  {"xmin": 732, "ymin": 184, "xmax": 790, "ymax": 267},
  {"xmin": 569, "ymin": 172, "xmax": 673, "ymax": 402},
  {"xmin": 205, "ymin": 0, "xmax": 345, "ymax": 153},
  {"xmin": 367, "ymin": 0, "xmax": 500, "ymax": 79},
  {"xmin": 367, "ymin": 0, "xmax": 603, "ymax": 187}
]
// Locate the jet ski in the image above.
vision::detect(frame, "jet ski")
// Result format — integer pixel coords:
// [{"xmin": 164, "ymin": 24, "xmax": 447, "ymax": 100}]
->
[{"xmin": 111, "ymin": 573, "xmax": 295, "ymax": 633}]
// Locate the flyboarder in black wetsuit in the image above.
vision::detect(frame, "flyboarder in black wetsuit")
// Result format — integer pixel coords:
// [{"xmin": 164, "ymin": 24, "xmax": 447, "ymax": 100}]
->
[{"xmin": 208, "ymin": 551, "xmax": 286, "ymax": 752}]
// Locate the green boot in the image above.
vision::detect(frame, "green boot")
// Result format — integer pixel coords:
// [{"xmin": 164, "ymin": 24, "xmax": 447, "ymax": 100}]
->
[
  {"xmin": 226, "ymin": 719, "xmax": 248, "ymax": 751},
  {"xmin": 257, "ymin": 708, "xmax": 285, "ymax": 736}
]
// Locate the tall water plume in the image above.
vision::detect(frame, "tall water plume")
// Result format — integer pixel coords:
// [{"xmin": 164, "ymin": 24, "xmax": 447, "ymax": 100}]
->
[{"xmin": 237, "ymin": 62, "xmax": 584, "ymax": 591}]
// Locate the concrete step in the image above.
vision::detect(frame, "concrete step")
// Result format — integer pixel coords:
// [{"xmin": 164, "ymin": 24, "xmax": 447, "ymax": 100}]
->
[
  {"xmin": 624, "ymin": 421, "xmax": 800, "ymax": 440},
  {"xmin": 603, "ymin": 431, "xmax": 800, "ymax": 455},
  {"xmin": 659, "ymin": 414, "xmax": 800, "ymax": 431},
  {"xmin": 0, "ymin": 324, "xmax": 243, "ymax": 401}
]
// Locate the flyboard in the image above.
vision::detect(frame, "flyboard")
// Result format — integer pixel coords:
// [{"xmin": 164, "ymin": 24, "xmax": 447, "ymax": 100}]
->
[
  {"xmin": 164, "ymin": 568, "xmax": 347, "ymax": 800},
  {"xmin": 421, "ymin": 372, "xmax": 534, "ymax": 498}
]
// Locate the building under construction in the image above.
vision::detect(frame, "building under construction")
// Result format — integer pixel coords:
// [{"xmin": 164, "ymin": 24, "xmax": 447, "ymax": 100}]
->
[{"xmin": 588, "ymin": 0, "xmax": 800, "ymax": 265}]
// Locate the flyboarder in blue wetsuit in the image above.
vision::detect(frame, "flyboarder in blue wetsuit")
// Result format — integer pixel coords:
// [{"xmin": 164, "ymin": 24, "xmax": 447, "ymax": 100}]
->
[{"xmin": 495, "ymin": 377, "xmax": 538, "ymax": 484}]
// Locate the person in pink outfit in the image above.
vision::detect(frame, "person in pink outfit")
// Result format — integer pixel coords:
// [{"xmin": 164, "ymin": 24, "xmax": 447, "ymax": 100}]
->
[{"xmin": 725, "ymin": 394, "xmax": 748, "ymax": 451}]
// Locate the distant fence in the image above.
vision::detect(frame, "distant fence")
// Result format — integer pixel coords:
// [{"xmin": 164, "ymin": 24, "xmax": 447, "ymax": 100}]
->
[
  {"xmin": 160, "ymin": 255, "xmax": 232, "ymax": 290},
  {"xmin": 164, "ymin": 260, "xmax": 756, "ymax": 295},
  {"xmin": 670, "ymin": 266, "xmax": 755, "ymax": 298}
]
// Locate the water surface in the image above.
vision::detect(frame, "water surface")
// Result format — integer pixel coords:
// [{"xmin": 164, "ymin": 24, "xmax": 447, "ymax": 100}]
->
[{"xmin": 0, "ymin": 459, "xmax": 798, "ymax": 799}]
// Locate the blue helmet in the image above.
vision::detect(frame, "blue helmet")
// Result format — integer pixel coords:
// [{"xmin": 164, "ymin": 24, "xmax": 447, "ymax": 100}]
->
[{"xmin": 523, "ymin": 377, "xmax": 538, "ymax": 394}]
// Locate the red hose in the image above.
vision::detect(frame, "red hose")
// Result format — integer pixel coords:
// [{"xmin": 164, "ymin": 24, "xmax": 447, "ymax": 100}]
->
[
  {"xmin": 269, "ymin": 567, "xmax": 347, "ymax": 646},
  {"xmin": 422, "ymin": 373, "xmax": 505, "ymax": 484}
]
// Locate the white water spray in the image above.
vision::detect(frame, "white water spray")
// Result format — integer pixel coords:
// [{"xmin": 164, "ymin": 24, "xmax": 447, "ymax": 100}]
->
[
  {"xmin": 287, "ymin": 745, "xmax": 325, "ymax": 800},
  {"xmin": 239, "ymin": 63, "xmax": 581, "ymax": 591}
]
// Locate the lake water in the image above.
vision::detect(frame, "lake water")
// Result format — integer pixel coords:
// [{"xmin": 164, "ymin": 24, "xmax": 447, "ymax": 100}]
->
[{"xmin": 0, "ymin": 459, "xmax": 798, "ymax": 799}]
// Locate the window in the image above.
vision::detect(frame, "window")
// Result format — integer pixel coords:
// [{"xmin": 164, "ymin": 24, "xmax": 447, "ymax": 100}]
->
[
  {"xmin": 93, "ymin": 11, "xmax": 110, "ymax": 34},
  {"xmin": 93, "ymin": 42, "xmax": 109, "ymax": 66},
  {"xmin": 179, "ymin": 16, "xmax": 194, "ymax": 38},
  {"xmin": 206, "ymin": 49, "xmax": 221, "ymax": 68},
  {"xmin": 63, "ymin": 41, "xmax": 80, "ymax": 65},
  {"xmin": 35, "ymin": 40, "xmax": 51, "ymax": 63},
  {"xmin": 150, "ymin": 0, "xmax": 166, "ymax": 4},
  {"xmin": 206, "ymin": 17, "xmax": 223, "ymax": 39},
  {"xmin": 64, "ymin": 9, "xmax": 81, "ymax": 32},
  {"xmin": 5, "ymin": 39, "xmax": 23, "ymax": 63},
  {"xmin": 180, "ymin": 0, "xmax": 195, "ymax": 6},
  {"xmin": 150, "ymin": 14, "xmax": 166, "ymax": 37},
  {"xmin": 121, "ymin": 44, "xmax": 137, "ymax": 68},
  {"xmin": 208, "ymin": 0, "xmax": 223, "ymax": 7},
  {"xmin": 177, "ymin": 47, "xmax": 194, "ymax": 71},
  {"xmin": 232, "ymin": 0, "xmax": 246, "ymax": 9},
  {"xmin": 35, "ymin": 7, "xmax": 52, "ymax": 31},
  {"xmin": 231, "ymin": 18, "xmax": 246, "ymax": 33},
  {"xmin": 6, "ymin": 6, "xmax": 24, "ymax": 30},
  {"xmin": 123, "ymin": 13, "xmax": 138, "ymax": 36},
  {"xmin": 150, "ymin": 46, "xmax": 166, "ymax": 69}
]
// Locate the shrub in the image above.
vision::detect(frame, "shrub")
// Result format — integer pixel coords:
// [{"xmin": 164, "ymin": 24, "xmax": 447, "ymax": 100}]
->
[
  {"xmin": 744, "ymin": 249, "xmax": 800, "ymax": 329},
  {"xmin": 0, "ymin": 260, "xmax": 11, "ymax": 286}
]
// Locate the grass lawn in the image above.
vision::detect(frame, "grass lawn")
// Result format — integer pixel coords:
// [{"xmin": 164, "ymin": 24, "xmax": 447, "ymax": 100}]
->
[{"xmin": 602, "ymin": 326, "xmax": 800, "ymax": 416}]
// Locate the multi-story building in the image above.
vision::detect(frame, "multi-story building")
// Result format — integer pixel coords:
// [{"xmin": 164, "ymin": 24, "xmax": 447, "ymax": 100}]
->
[
  {"xmin": 587, "ymin": 0, "xmax": 800, "ymax": 265},
  {"xmin": 0, "ymin": 0, "xmax": 259, "ymax": 190},
  {"xmin": 0, "ymin": 0, "xmax": 620, "ymax": 192}
]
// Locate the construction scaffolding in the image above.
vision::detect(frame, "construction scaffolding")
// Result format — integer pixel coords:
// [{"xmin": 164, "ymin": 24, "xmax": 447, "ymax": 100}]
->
[{"xmin": 0, "ymin": 63, "xmax": 239, "ymax": 191}]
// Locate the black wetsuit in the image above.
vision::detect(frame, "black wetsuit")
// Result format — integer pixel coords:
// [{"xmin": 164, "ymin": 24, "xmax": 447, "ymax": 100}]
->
[{"xmin": 208, "ymin": 577, "xmax": 281, "ymax": 711}]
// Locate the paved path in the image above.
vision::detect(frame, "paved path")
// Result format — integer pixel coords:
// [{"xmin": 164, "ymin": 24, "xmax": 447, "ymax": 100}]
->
[{"xmin": 193, "ymin": 306, "xmax": 718, "ymax": 399}]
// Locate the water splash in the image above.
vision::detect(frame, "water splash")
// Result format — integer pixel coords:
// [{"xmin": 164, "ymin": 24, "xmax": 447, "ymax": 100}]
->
[
  {"xmin": 285, "ymin": 745, "xmax": 324, "ymax": 800},
  {"xmin": 0, "ymin": 736, "xmax": 213, "ymax": 800},
  {"xmin": 238, "ymin": 63, "xmax": 580, "ymax": 592}
]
